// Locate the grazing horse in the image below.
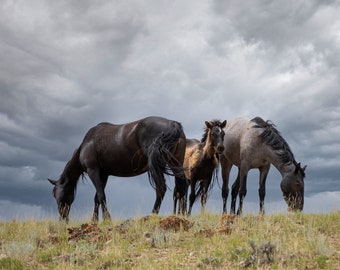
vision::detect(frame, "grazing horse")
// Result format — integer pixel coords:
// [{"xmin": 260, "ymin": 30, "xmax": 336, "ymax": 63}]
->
[
  {"xmin": 49, "ymin": 116, "xmax": 188, "ymax": 222},
  {"xmin": 220, "ymin": 117, "xmax": 306, "ymax": 215},
  {"xmin": 173, "ymin": 120, "xmax": 226, "ymax": 215}
]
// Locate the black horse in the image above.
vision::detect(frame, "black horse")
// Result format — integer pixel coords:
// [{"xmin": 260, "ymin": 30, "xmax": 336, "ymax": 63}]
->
[{"xmin": 49, "ymin": 116, "xmax": 188, "ymax": 222}]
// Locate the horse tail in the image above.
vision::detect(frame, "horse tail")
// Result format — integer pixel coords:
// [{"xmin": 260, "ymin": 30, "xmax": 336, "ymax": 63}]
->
[{"xmin": 147, "ymin": 122, "xmax": 185, "ymax": 195}]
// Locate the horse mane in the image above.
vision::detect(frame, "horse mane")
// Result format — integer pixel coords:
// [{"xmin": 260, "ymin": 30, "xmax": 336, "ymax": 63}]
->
[
  {"xmin": 56, "ymin": 147, "xmax": 85, "ymax": 196},
  {"xmin": 251, "ymin": 117, "xmax": 296, "ymax": 165},
  {"xmin": 201, "ymin": 119, "xmax": 224, "ymax": 142}
]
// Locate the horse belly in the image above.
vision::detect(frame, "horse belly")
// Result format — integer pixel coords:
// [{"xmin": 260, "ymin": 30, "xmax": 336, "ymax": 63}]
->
[{"xmin": 101, "ymin": 152, "xmax": 148, "ymax": 177}]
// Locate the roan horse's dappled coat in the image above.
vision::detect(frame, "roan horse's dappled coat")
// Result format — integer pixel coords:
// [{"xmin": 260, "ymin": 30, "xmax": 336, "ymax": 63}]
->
[
  {"xmin": 49, "ymin": 116, "xmax": 188, "ymax": 222},
  {"xmin": 173, "ymin": 120, "xmax": 226, "ymax": 215},
  {"xmin": 220, "ymin": 117, "xmax": 306, "ymax": 215}
]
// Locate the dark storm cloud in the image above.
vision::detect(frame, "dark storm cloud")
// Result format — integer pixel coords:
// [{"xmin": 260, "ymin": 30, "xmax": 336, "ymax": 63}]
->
[{"xmin": 0, "ymin": 0, "xmax": 339, "ymax": 220}]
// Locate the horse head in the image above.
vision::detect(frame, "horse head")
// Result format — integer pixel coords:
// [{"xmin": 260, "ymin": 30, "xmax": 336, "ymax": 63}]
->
[
  {"xmin": 204, "ymin": 120, "xmax": 227, "ymax": 154},
  {"xmin": 49, "ymin": 178, "xmax": 75, "ymax": 222},
  {"xmin": 280, "ymin": 163, "xmax": 306, "ymax": 211}
]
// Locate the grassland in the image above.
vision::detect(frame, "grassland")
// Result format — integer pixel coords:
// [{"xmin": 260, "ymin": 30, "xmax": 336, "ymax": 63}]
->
[{"xmin": 0, "ymin": 211, "xmax": 339, "ymax": 269}]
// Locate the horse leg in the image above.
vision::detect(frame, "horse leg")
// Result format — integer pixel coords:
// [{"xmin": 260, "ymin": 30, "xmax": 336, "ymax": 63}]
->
[
  {"xmin": 174, "ymin": 173, "xmax": 188, "ymax": 215},
  {"xmin": 173, "ymin": 184, "xmax": 179, "ymax": 215},
  {"xmin": 237, "ymin": 165, "xmax": 249, "ymax": 215},
  {"xmin": 88, "ymin": 169, "xmax": 111, "ymax": 222},
  {"xmin": 258, "ymin": 164, "xmax": 270, "ymax": 215},
  {"xmin": 151, "ymin": 173, "xmax": 166, "ymax": 214},
  {"xmin": 220, "ymin": 155, "xmax": 232, "ymax": 214},
  {"xmin": 170, "ymin": 138, "xmax": 188, "ymax": 215},
  {"xmin": 230, "ymin": 170, "xmax": 240, "ymax": 214},
  {"xmin": 201, "ymin": 178, "xmax": 211, "ymax": 213},
  {"xmin": 188, "ymin": 180, "xmax": 196, "ymax": 215},
  {"xmin": 152, "ymin": 187, "xmax": 166, "ymax": 214},
  {"xmin": 93, "ymin": 194, "xmax": 100, "ymax": 223},
  {"xmin": 100, "ymin": 175, "xmax": 111, "ymax": 221}
]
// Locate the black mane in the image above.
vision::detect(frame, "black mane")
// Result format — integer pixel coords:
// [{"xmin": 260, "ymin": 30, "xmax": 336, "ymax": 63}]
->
[{"xmin": 251, "ymin": 117, "xmax": 296, "ymax": 165}]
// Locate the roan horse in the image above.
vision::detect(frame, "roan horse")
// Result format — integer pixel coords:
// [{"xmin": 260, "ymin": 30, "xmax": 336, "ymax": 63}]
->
[
  {"xmin": 220, "ymin": 117, "xmax": 306, "ymax": 215},
  {"xmin": 49, "ymin": 116, "xmax": 188, "ymax": 222},
  {"xmin": 173, "ymin": 120, "xmax": 226, "ymax": 215}
]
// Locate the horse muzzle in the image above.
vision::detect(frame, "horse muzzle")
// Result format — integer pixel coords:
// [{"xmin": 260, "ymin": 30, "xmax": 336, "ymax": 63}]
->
[
  {"xmin": 58, "ymin": 203, "xmax": 71, "ymax": 223},
  {"xmin": 217, "ymin": 145, "xmax": 225, "ymax": 154},
  {"xmin": 284, "ymin": 194, "xmax": 304, "ymax": 212}
]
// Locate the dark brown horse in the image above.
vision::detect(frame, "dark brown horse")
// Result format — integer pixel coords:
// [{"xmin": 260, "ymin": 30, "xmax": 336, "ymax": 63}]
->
[
  {"xmin": 49, "ymin": 116, "xmax": 188, "ymax": 222},
  {"xmin": 173, "ymin": 120, "xmax": 226, "ymax": 215}
]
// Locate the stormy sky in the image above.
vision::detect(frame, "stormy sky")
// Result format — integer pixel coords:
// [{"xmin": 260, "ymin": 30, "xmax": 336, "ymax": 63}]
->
[{"xmin": 0, "ymin": 0, "xmax": 339, "ymax": 221}]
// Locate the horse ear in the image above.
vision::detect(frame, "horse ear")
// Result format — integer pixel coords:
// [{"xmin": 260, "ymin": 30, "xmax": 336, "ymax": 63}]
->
[
  {"xmin": 294, "ymin": 163, "xmax": 301, "ymax": 174},
  {"xmin": 48, "ymin": 178, "xmax": 58, "ymax": 185},
  {"xmin": 302, "ymin": 165, "xmax": 307, "ymax": 171},
  {"xmin": 205, "ymin": 121, "xmax": 213, "ymax": 129},
  {"xmin": 221, "ymin": 120, "xmax": 227, "ymax": 128}
]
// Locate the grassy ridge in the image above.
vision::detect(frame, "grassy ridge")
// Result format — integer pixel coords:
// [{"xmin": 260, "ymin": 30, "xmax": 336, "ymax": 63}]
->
[{"xmin": 0, "ymin": 212, "xmax": 339, "ymax": 269}]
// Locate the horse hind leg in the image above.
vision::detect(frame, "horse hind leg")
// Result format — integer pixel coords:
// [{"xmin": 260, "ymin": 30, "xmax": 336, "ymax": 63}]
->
[
  {"xmin": 152, "ymin": 187, "xmax": 166, "ymax": 214},
  {"xmin": 149, "ymin": 170, "xmax": 167, "ymax": 214},
  {"xmin": 230, "ymin": 170, "xmax": 240, "ymax": 215},
  {"xmin": 236, "ymin": 168, "xmax": 248, "ymax": 215}
]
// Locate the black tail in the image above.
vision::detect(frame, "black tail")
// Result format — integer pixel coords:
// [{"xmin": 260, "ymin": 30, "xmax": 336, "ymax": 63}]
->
[{"xmin": 147, "ymin": 122, "xmax": 185, "ymax": 195}]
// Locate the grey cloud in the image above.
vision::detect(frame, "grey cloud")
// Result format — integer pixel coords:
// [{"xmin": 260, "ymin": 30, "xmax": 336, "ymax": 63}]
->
[{"xmin": 0, "ymin": 0, "xmax": 339, "ymax": 220}]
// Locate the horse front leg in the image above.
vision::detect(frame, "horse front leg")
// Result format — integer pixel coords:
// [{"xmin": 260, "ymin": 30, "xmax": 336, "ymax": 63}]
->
[
  {"xmin": 100, "ymin": 175, "xmax": 111, "ymax": 221},
  {"xmin": 201, "ymin": 177, "xmax": 212, "ymax": 213},
  {"xmin": 173, "ymin": 185, "xmax": 178, "ymax": 215},
  {"xmin": 220, "ymin": 155, "xmax": 232, "ymax": 214},
  {"xmin": 258, "ymin": 164, "xmax": 270, "ymax": 215},
  {"xmin": 188, "ymin": 180, "xmax": 196, "ymax": 215},
  {"xmin": 92, "ymin": 194, "xmax": 100, "ymax": 223},
  {"xmin": 237, "ymin": 166, "xmax": 249, "ymax": 215},
  {"xmin": 88, "ymin": 169, "xmax": 111, "ymax": 222},
  {"xmin": 173, "ymin": 175, "xmax": 188, "ymax": 215}
]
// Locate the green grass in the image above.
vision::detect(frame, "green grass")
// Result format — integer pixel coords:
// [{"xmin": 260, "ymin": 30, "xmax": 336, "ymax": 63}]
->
[{"xmin": 0, "ymin": 211, "xmax": 339, "ymax": 269}]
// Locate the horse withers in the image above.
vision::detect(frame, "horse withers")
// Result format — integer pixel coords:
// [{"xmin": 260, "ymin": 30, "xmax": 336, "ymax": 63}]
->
[
  {"xmin": 49, "ymin": 116, "xmax": 188, "ymax": 222},
  {"xmin": 173, "ymin": 120, "xmax": 226, "ymax": 215},
  {"xmin": 220, "ymin": 117, "xmax": 306, "ymax": 215}
]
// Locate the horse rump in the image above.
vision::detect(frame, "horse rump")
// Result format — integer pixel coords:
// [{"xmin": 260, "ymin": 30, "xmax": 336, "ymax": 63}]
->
[{"xmin": 147, "ymin": 121, "xmax": 186, "ymax": 194}]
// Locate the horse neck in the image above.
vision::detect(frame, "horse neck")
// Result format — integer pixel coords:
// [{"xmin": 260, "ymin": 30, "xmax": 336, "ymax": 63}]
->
[
  {"xmin": 267, "ymin": 151, "xmax": 296, "ymax": 177},
  {"xmin": 202, "ymin": 134, "xmax": 216, "ymax": 160},
  {"xmin": 60, "ymin": 154, "xmax": 84, "ymax": 187}
]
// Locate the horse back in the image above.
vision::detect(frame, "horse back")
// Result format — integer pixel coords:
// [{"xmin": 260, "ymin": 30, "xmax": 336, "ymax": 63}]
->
[
  {"xmin": 223, "ymin": 117, "xmax": 268, "ymax": 168},
  {"xmin": 79, "ymin": 117, "xmax": 184, "ymax": 176}
]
